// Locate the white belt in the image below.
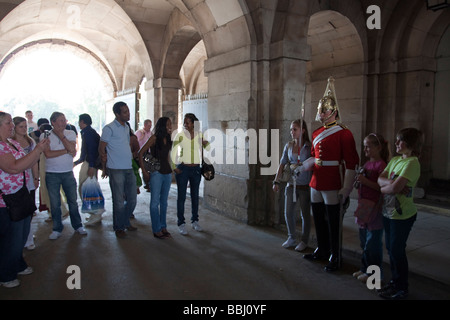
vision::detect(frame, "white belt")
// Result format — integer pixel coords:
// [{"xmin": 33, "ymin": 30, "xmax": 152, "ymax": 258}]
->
[{"xmin": 315, "ymin": 159, "xmax": 340, "ymax": 166}]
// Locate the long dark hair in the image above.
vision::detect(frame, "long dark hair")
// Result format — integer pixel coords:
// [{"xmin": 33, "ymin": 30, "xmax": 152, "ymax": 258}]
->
[
  {"xmin": 151, "ymin": 117, "xmax": 172, "ymax": 158},
  {"xmin": 292, "ymin": 119, "xmax": 311, "ymax": 145}
]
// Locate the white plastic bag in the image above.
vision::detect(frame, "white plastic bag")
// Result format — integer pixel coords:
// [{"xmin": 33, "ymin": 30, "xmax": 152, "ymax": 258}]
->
[{"xmin": 81, "ymin": 177, "xmax": 105, "ymax": 215}]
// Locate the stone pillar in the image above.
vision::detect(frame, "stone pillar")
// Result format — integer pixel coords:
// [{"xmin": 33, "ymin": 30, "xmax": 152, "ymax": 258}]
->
[
  {"xmin": 203, "ymin": 46, "xmax": 256, "ymax": 223},
  {"xmin": 202, "ymin": 41, "xmax": 310, "ymax": 226},
  {"xmin": 153, "ymin": 77, "xmax": 182, "ymax": 129},
  {"xmin": 144, "ymin": 80, "xmax": 155, "ymax": 123},
  {"xmin": 267, "ymin": 41, "xmax": 309, "ymax": 226}
]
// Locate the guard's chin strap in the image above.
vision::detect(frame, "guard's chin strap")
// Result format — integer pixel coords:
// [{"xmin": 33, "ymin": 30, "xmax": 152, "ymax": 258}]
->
[{"xmin": 321, "ymin": 109, "xmax": 337, "ymax": 124}]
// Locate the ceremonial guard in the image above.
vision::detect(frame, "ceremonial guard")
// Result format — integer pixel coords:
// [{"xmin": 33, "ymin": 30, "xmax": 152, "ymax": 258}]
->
[{"xmin": 297, "ymin": 77, "xmax": 359, "ymax": 271}]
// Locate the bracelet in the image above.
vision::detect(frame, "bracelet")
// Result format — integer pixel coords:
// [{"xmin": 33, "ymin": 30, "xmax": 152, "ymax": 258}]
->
[{"xmin": 273, "ymin": 180, "xmax": 280, "ymax": 185}]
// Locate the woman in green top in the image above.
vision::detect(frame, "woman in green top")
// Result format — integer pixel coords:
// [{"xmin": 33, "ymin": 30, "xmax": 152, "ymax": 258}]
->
[{"xmin": 377, "ymin": 128, "xmax": 424, "ymax": 300}]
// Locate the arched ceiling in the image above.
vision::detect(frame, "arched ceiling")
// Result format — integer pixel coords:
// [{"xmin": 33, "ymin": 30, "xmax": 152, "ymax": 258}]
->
[
  {"xmin": 307, "ymin": 10, "xmax": 363, "ymax": 74},
  {"xmin": 0, "ymin": 0, "xmax": 250, "ymax": 94},
  {"xmin": 0, "ymin": 0, "xmax": 154, "ymax": 92}
]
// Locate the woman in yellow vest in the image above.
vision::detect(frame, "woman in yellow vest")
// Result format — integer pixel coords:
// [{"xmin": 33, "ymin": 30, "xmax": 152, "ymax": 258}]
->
[{"xmin": 171, "ymin": 113, "xmax": 209, "ymax": 235}]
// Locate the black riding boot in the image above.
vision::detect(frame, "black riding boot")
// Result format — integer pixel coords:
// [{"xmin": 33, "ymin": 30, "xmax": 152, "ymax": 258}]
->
[
  {"xmin": 324, "ymin": 204, "xmax": 343, "ymax": 272},
  {"xmin": 304, "ymin": 202, "xmax": 329, "ymax": 261}
]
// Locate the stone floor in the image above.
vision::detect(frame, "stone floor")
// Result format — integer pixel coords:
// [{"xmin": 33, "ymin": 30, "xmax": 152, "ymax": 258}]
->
[{"xmin": 1, "ymin": 175, "xmax": 450, "ymax": 302}]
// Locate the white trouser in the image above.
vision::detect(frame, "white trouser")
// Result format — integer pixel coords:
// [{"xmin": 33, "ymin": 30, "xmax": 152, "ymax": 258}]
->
[{"xmin": 311, "ymin": 188, "xmax": 339, "ymax": 205}]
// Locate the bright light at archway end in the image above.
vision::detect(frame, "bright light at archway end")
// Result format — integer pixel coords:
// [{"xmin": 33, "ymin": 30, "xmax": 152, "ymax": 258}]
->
[{"xmin": 0, "ymin": 47, "xmax": 110, "ymax": 127}]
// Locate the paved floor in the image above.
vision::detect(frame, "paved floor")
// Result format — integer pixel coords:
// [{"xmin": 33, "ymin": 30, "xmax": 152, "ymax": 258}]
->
[{"xmin": 1, "ymin": 175, "xmax": 449, "ymax": 301}]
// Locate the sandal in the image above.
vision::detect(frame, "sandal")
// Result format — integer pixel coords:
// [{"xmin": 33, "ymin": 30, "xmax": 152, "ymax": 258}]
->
[
  {"xmin": 162, "ymin": 229, "xmax": 171, "ymax": 238},
  {"xmin": 153, "ymin": 232, "xmax": 166, "ymax": 239}
]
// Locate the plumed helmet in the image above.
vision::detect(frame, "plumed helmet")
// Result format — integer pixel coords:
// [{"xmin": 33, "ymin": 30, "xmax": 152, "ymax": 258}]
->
[{"xmin": 316, "ymin": 76, "xmax": 341, "ymax": 123}]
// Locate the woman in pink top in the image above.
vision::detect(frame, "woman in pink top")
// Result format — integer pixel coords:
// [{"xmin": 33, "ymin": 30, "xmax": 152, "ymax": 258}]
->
[{"xmin": 0, "ymin": 112, "xmax": 49, "ymax": 288}]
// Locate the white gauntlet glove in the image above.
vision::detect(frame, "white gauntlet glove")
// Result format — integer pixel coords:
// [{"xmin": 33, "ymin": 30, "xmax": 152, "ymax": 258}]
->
[
  {"xmin": 294, "ymin": 157, "xmax": 315, "ymax": 176},
  {"xmin": 338, "ymin": 169, "xmax": 356, "ymax": 200}
]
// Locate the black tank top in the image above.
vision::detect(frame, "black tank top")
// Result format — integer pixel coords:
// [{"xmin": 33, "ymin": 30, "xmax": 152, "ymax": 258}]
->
[{"xmin": 151, "ymin": 139, "xmax": 172, "ymax": 174}]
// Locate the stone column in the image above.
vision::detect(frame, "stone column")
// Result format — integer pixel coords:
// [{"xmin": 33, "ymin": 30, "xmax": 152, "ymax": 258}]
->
[
  {"xmin": 203, "ymin": 46, "xmax": 256, "ymax": 223},
  {"xmin": 202, "ymin": 41, "xmax": 310, "ymax": 226},
  {"xmin": 153, "ymin": 77, "xmax": 182, "ymax": 129}
]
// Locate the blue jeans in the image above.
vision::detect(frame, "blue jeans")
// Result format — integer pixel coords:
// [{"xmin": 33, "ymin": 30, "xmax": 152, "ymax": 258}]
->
[
  {"xmin": 0, "ymin": 209, "xmax": 31, "ymax": 282},
  {"xmin": 285, "ymin": 186, "xmax": 311, "ymax": 243},
  {"xmin": 359, "ymin": 228, "xmax": 383, "ymax": 274},
  {"xmin": 383, "ymin": 214, "xmax": 416, "ymax": 291},
  {"xmin": 175, "ymin": 164, "xmax": 201, "ymax": 226},
  {"xmin": 108, "ymin": 168, "xmax": 137, "ymax": 231},
  {"xmin": 149, "ymin": 171, "xmax": 172, "ymax": 233},
  {"xmin": 46, "ymin": 171, "xmax": 82, "ymax": 233}
]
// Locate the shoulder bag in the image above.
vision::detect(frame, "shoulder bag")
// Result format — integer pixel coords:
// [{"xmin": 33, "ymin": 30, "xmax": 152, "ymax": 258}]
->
[
  {"xmin": 279, "ymin": 164, "xmax": 292, "ymax": 183},
  {"xmin": 1, "ymin": 172, "xmax": 37, "ymax": 222},
  {"xmin": 143, "ymin": 150, "xmax": 161, "ymax": 173},
  {"xmin": 279, "ymin": 142, "xmax": 299, "ymax": 183},
  {"xmin": 201, "ymin": 139, "xmax": 214, "ymax": 181},
  {"xmin": 201, "ymin": 160, "xmax": 215, "ymax": 181}
]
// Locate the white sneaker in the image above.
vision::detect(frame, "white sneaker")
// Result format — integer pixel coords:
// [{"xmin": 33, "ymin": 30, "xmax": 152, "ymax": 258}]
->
[
  {"xmin": 75, "ymin": 227, "xmax": 87, "ymax": 235},
  {"xmin": 18, "ymin": 267, "xmax": 33, "ymax": 276},
  {"xmin": 357, "ymin": 273, "xmax": 369, "ymax": 283},
  {"xmin": 192, "ymin": 221, "xmax": 203, "ymax": 232},
  {"xmin": 294, "ymin": 241, "xmax": 307, "ymax": 252},
  {"xmin": 49, "ymin": 231, "xmax": 61, "ymax": 240},
  {"xmin": 85, "ymin": 213, "xmax": 102, "ymax": 226},
  {"xmin": 179, "ymin": 223, "xmax": 188, "ymax": 235},
  {"xmin": 282, "ymin": 237, "xmax": 297, "ymax": 248},
  {"xmin": 353, "ymin": 270, "xmax": 364, "ymax": 278},
  {"xmin": 0, "ymin": 279, "xmax": 20, "ymax": 288}
]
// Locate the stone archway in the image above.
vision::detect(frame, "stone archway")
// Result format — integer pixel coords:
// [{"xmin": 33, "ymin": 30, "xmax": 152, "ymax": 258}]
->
[
  {"xmin": 156, "ymin": 8, "xmax": 203, "ymax": 127},
  {"xmin": 306, "ymin": 10, "xmax": 366, "ymax": 154},
  {"xmin": 0, "ymin": 0, "xmax": 152, "ymax": 97},
  {"xmin": 0, "ymin": 38, "xmax": 117, "ymax": 94}
]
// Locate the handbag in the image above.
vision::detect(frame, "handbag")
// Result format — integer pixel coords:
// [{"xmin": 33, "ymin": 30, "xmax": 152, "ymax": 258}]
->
[
  {"xmin": 279, "ymin": 142, "xmax": 301, "ymax": 183},
  {"xmin": 279, "ymin": 164, "xmax": 293, "ymax": 183},
  {"xmin": 200, "ymin": 137, "xmax": 214, "ymax": 181},
  {"xmin": 143, "ymin": 151, "xmax": 161, "ymax": 173},
  {"xmin": 1, "ymin": 172, "xmax": 36, "ymax": 222},
  {"xmin": 201, "ymin": 160, "xmax": 215, "ymax": 181}
]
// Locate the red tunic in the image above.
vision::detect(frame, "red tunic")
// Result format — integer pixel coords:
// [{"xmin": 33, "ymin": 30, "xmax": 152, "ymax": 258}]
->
[{"xmin": 309, "ymin": 124, "xmax": 359, "ymax": 191}]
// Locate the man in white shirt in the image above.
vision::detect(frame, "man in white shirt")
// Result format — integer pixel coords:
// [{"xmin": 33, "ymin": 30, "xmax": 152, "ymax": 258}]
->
[{"xmin": 43, "ymin": 111, "xmax": 87, "ymax": 240}]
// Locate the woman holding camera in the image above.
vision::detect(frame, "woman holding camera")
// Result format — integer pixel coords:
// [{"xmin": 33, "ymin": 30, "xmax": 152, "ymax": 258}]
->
[{"xmin": 0, "ymin": 112, "xmax": 49, "ymax": 288}]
